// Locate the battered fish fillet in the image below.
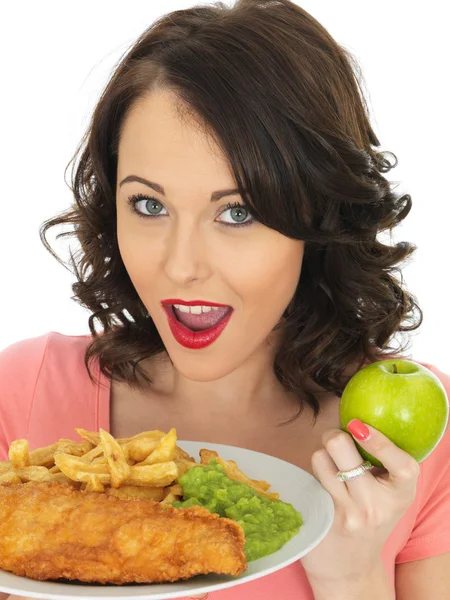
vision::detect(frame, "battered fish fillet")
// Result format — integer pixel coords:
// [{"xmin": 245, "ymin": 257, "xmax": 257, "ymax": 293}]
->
[{"xmin": 0, "ymin": 481, "xmax": 247, "ymax": 584}]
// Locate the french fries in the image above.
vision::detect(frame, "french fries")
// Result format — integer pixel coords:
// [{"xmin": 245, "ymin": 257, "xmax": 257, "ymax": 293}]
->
[
  {"xmin": 8, "ymin": 439, "xmax": 30, "ymax": 468},
  {"xmin": 0, "ymin": 426, "xmax": 278, "ymax": 504},
  {"xmin": 99, "ymin": 429, "xmax": 130, "ymax": 488}
]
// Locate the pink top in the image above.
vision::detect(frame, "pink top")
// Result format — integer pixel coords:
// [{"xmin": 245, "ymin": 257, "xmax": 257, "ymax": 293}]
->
[{"xmin": 1, "ymin": 331, "xmax": 450, "ymax": 600}]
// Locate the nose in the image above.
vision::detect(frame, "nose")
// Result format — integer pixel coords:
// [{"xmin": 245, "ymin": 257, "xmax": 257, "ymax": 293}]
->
[{"xmin": 163, "ymin": 222, "xmax": 210, "ymax": 284}]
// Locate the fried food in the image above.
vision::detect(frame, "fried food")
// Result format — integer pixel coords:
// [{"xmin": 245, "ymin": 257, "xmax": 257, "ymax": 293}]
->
[
  {"xmin": 0, "ymin": 481, "xmax": 247, "ymax": 584},
  {"xmin": 0, "ymin": 426, "xmax": 284, "ymax": 584},
  {"xmin": 0, "ymin": 428, "xmax": 187, "ymax": 501},
  {"xmin": 0, "ymin": 427, "xmax": 280, "ymax": 503}
]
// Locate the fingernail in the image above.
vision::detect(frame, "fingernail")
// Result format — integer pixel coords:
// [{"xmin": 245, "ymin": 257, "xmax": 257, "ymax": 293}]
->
[{"xmin": 347, "ymin": 419, "xmax": 371, "ymax": 441}]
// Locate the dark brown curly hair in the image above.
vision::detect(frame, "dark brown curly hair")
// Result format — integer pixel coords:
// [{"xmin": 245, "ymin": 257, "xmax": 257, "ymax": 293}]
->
[{"xmin": 39, "ymin": 0, "xmax": 423, "ymax": 425}]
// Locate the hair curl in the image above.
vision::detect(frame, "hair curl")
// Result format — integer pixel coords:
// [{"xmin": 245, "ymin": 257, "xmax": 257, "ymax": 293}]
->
[{"xmin": 40, "ymin": 0, "xmax": 423, "ymax": 425}]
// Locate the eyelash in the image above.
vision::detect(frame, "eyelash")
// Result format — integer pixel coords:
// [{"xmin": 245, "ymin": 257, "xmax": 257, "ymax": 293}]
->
[{"xmin": 126, "ymin": 193, "xmax": 254, "ymax": 229}]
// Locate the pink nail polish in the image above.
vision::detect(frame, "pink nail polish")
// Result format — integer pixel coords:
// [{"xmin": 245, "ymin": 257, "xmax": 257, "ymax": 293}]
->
[{"xmin": 347, "ymin": 419, "xmax": 371, "ymax": 441}]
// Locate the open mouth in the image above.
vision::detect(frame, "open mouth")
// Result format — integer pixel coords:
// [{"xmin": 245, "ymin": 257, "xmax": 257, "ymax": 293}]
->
[
  {"xmin": 170, "ymin": 304, "xmax": 233, "ymax": 332},
  {"xmin": 162, "ymin": 303, "xmax": 234, "ymax": 349}
]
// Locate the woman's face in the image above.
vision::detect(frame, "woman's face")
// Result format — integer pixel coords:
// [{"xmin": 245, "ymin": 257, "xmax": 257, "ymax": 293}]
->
[{"xmin": 116, "ymin": 90, "xmax": 305, "ymax": 382}]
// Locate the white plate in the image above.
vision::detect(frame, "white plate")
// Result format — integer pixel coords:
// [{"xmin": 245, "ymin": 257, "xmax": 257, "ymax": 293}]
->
[{"xmin": 0, "ymin": 441, "xmax": 334, "ymax": 599}]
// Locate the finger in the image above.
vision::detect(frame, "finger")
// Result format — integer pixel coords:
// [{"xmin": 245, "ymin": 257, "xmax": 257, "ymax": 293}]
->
[
  {"xmin": 346, "ymin": 421, "xmax": 421, "ymax": 486},
  {"xmin": 311, "ymin": 447, "xmax": 349, "ymax": 505},
  {"xmin": 322, "ymin": 428, "xmax": 375, "ymax": 502}
]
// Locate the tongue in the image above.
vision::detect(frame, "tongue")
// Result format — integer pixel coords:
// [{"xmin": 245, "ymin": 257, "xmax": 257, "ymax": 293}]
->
[{"xmin": 173, "ymin": 306, "xmax": 230, "ymax": 331}]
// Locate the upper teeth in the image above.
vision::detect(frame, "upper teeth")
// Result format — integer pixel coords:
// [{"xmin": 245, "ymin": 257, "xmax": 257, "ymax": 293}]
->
[{"xmin": 173, "ymin": 304, "xmax": 221, "ymax": 314}]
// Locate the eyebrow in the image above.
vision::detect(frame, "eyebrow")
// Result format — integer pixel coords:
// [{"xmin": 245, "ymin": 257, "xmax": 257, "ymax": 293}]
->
[{"xmin": 119, "ymin": 175, "xmax": 244, "ymax": 202}]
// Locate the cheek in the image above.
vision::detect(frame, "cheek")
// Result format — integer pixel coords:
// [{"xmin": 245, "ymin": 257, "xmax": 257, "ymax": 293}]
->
[
  {"xmin": 116, "ymin": 222, "xmax": 158, "ymax": 285},
  {"xmin": 223, "ymin": 238, "xmax": 304, "ymax": 307}
]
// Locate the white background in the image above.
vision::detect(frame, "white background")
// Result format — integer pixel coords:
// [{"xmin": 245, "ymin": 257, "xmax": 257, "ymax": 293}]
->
[{"xmin": 0, "ymin": 1, "xmax": 448, "ymax": 371}]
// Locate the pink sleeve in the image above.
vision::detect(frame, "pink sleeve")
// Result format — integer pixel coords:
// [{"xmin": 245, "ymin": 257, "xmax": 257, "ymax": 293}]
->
[
  {"xmin": 0, "ymin": 333, "xmax": 51, "ymax": 461},
  {"xmin": 396, "ymin": 363, "xmax": 450, "ymax": 563}
]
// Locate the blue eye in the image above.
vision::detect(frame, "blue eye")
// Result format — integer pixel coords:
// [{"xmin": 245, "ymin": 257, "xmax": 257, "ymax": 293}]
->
[
  {"xmin": 219, "ymin": 201, "xmax": 253, "ymax": 227},
  {"xmin": 126, "ymin": 194, "xmax": 254, "ymax": 228}
]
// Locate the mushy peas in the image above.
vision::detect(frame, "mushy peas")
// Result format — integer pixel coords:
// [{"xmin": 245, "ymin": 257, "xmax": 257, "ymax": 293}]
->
[{"xmin": 172, "ymin": 460, "xmax": 303, "ymax": 562}]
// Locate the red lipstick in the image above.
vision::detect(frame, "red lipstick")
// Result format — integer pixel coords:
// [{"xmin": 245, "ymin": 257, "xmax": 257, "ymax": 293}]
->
[
  {"xmin": 161, "ymin": 300, "xmax": 234, "ymax": 349},
  {"xmin": 161, "ymin": 299, "xmax": 231, "ymax": 307}
]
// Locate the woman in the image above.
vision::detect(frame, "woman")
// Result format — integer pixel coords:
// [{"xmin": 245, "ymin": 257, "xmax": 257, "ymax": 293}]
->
[{"xmin": 1, "ymin": 0, "xmax": 449, "ymax": 598}]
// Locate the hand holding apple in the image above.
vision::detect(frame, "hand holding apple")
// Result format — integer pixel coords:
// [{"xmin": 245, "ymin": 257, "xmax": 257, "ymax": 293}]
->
[{"xmin": 339, "ymin": 359, "xmax": 449, "ymax": 467}]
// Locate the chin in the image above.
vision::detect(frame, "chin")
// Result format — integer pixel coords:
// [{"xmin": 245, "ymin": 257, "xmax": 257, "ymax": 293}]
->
[{"xmin": 170, "ymin": 355, "xmax": 236, "ymax": 383}]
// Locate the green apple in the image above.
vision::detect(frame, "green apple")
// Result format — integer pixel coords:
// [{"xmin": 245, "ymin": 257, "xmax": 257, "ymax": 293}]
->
[{"xmin": 340, "ymin": 359, "xmax": 449, "ymax": 468}]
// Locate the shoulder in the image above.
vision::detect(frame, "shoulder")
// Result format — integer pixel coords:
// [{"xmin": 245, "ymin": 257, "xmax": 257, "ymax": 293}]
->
[
  {"xmin": 0, "ymin": 331, "xmax": 95, "ymax": 460},
  {"xmin": 420, "ymin": 361, "xmax": 450, "ymax": 392},
  {"xmin": 414, "ymin": 359, "xmax": 450, "ymax": 428},
  {"xmin": 410, "ymin": 358, "xmax": 450, "ymax": 512},
  {"xmin": 411, "ymin": 358, "xmax": 450, "ymax": 447},
  {"xmin": 394, "ymin": 359, "xmax": 450, "ymax": 563},
  {"xmin": 0, "ymin": 332, "xmax": 54, "ymax": 398},
  {"xmin": 0, "ymin": 330, "xmax": 52, "ymax": 366},
  {"xmin": 0, "ymin": 331, "xmax": 94, "ymax": 377},
  {"xmin": 421, "ymin": 358, "xmax": 450, "ymax": 445}
]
